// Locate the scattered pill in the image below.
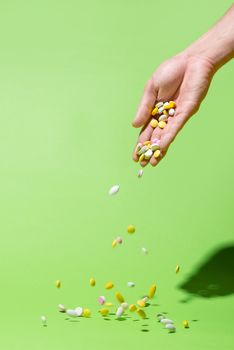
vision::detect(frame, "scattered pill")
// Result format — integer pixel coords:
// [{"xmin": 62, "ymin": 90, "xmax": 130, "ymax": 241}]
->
[
  {"xmin": 175, "ymin": 265, "xmax": 180, "ymax": 274},
  {"xmin": 127, "ymin": 225, "xmax": 136, "ymax": 234},
  {"xmin": 112, "ymin": 239, "xmax": 117, "ymax": 248},
  {"xmin": 75, "ymin": 307, "xmax": 83, "ymax": 317},
  {"xmin": 66, "ymin": 309, "xmax": 77, "ymax": 317},
  {"xmin": 139, "ymin": 154, "xmax": 145, "ymax": 162},
  {"xmin": 99, "ymin": 308, "xmax": 109, "ymax": 316},
  {"xmin": 83, "ymin": 308, "xmax": 91, "ymax": 318},
  {"xmin": 137, "ymin": 169, "xmax": 143, "ymax": 178},
  {"xmin": 58, "ymin": 304, "xmax": 66, "ymax": 312},
  {"xmin": 169, "ymin": 108, "xmax": 175, "ymax": 116},
  {"xmin": 116, "ymin": 306, "xmax": 124, "ymax": 318},
  {"xmin": 148, "ymin": 284, "xmax": 157, "ymax": 299},
  {"xmin": 115, "ymin": 291, "xmax": 125, "ymax": 303},
  {"xmin": 153, "ymin": 150, "xmax": 161, "ymax": 159},
  {"xmin": 109, "ymin": 185, "xmax": 120, "ymax": 196},
  {"xmin": 158, "ymin": 121, "xmax": 166, "ymax": 129},
  {"xmin": 142, "ymin": 247, "xmax": 148, "ymax": 255},
  {"xmin": 116, "ymin": 236, "xmax": 123, "ymax": 244},
  {"xmin": 151, "ymin": 107, "xmax": 158, "ymax": 116},
  {"xmin": 98, "ymin": 296, "xmax": 106, "ymax": 305},
  {"xmin": 160, "ymin": 318, "xmax": 174, "ymax": 324},
  {"xmin": 165, "ymin": 323, "xmax": 176, "ymax": 332},
  {"xmin": 144, "ymin": 149, "xmax": 153, "ymax": 160},
  {"xmin": 137, "ymin": 299, "xmax": 146, "ymax": 308},
  {"xmin": 127, "ymin": 281, "xmax": 135, "ymax": 287},
  {"xmin": 89, "ymin": 278, "xmax": 96, "ymax": 287},
  {"xmin": 40, "ymin": 315, "xmax": 47, "ymax": 325},
  {"xmin": 150, "ymin": 119, "xmax": 158, "ymax": 128},
  {"xmin": 55, "ymin": 280, "xmax": 61, "ymax": 288},
  {"xmin": 129, "ymin": 304, "xmax": 137, "ymax": 312},
  {"xmin": 183, "ymin": 320, "xmax": 189, "ymax": 328},
  {"xmin": 105, "ymin": 302, "xmax": 114, "ymax": 307},
  {"xmin": 121, "ymin": 302, "xmax": 128, "ymax": 310},
  {"xmin": 105, "ymin": 282, "xmax": 114, "ymax": 290},
  {"xmin": 137, "ymin": 308, "xmax": 146, "ymax": 319}
]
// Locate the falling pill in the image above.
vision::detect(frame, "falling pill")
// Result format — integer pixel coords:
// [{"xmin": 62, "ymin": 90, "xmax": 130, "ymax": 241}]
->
[
  {"xmin": 142, "ymin": 247, "xmax": 148, "ymax": 255},
  {"xmin": 66, "ymin": 309, "xmax": 78, "ymax": 317},
  {"xmin": 58, "ymin": 304, "xmax": 66, "ymax": 312},
  {"xmin": 116, "ymin": 306, "xmax": 124, "ymax": 318},
  {"xmin": 165, "ymin": 323, "xmax": 176, "ymax": 333},
  {"xmin": 183, "ymin": 320, "xmax": 189, "ymax": 328},
  {"xmin": 55, "ymin": 280, "xmax": 61, "ymax": 288},
  {"xmin": 40, "ymin": 315, "xmax": 47, "ymax": 325},
  {"xmin": 160, "ymin": 318, "xmax": 174, "ymax": 324},
  {"xmin": 137, "ymin": 169, "xmax": 143, "ymax": 178},
  {"xmin": 105, "ymin": 282, "xmax": 114, "ymax": 290},
  {"xmin": 99, "ymin": 308, "xmax": 109, "ymax": 316},
  {"xmin": 115, "ymin": 291, "xmax": 125, "ymax": 303},
  {"xmin": 121, "ymin": 302, "xmax": 128, "ymax": 309},
  {"xmin": 127, "ymin": 281, "xmax": 135, "ymax": 287},
  {"xmin": 75, "ymin": 307, "xmax": 83, "ymax": 317},
  {"xmin": 136, "ymin": 308, "xmax": 146, "ymax": 319},
  {"xmin": 175, "ymin": 265, "xmax": 180, "ymax": 274},
  {"xmin": 129, "ymin": 304, "xmax": 137, "ymax": 312},
  {"xmin": 108, "ymin": 185, "xmax": 120, "ymax": 196},
  {"xmin": 148, "ymin": 284, "xmax": 157, "ymax": 299},
  {"xmin": 98, "ymin": 296, "xmax": 106, "ymax": 305},
  {"xmin": 89, "ymin": 278, "xmax": 96, "ymax": 287},
  {"xmin": 127, "ymin": 225, "xmax": 135, "ymax": 234}
]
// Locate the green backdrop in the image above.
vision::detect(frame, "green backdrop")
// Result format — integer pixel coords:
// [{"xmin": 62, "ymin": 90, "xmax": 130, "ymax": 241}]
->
[{"xmin": 0, "ymin": 1, "xmax": 233, "ymax": 349}]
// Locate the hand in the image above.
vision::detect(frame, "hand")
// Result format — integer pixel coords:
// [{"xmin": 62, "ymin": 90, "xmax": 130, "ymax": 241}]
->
[{"xmin": 132, "ymin": 52, "xmax": 215, "ymax": 167}]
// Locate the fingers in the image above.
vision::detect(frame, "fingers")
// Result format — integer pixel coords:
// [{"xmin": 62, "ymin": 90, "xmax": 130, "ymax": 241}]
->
[
  {"xmin": 132, "ymin": 122, "xmax": 154, "ymax": 166},
  {"xmin": 132, "ymin": 79, "xmax": 157, "ymax": 128}
]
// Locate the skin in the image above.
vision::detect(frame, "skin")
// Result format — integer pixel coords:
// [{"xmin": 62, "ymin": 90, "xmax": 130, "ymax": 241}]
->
[{"xmin": 132, "ymin": 4, "xmax": 234, "ymax": 167}]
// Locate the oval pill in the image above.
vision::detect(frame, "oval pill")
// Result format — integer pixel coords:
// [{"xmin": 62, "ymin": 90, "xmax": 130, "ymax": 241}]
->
[
  {"xmin": 148, "ymin": 284, "xmax": 157, "ymax": 299},
  {"xmin": 137, "ymin": 308, "xmax": 146, "ymax": 319},
  {"xmin": 158, "ymin": 121, "xmax": 166, "ymax": 129},
  {"xmin": 160, "ymin": 318, "xmax": 174, "ymax": 324},
  {"xmin": 105, "ymin": 282, "xmax": 114, "ymax": 290},
  {"xmin": 66, "ymin": 309, "xmax": 77, "ymax": 317},
  {"xmin": 143, "ymin": 141, "xmax": 151, "ymax": 146},
  {"xmin": 158, "ymin": 106, "xmax": 164, "ymax": 114},
  {"xmin": 183, "ymin": 320, "xmax": 189, "ymax": 328},
  {"xmin": 137, "ymin": 145, "xmax": 148, "ymax": 156},
  {"xmin": 127, "ymin": 225, "xmax": 135, "ymax": 234},
  {"xmin": 127, "ymin": 281, "xmax": 135, "ymax": 287},
  {"xmin": 169, "ymin": 108, "xmax": 175, "ymax": 116},
  {"xmin": 165, "ymin": 323, "xmax": 176, "ymax": 332},
  {"xmin": 139, "ymin": 154, "xmax": 145, "ymax": 162},
  {"xmin": 109, "ymin": 185, "xmax": 120, "ymax": 196},
  {"xmin": 156, "ymin": 102, "xmax": 163, "ymax": 108},
  {"xmin": 58, "ymin": 304, "xmax": 66, "ymax": 312},
  {"xmin": 137, "ymin": 169, "xmax": 143, "ymax": 178},
  {"xmin": 75, "ymin": 306, "xmax": 83, "ymax": 317},
  {"xmin": 99, "ymin": 308, "xmax": 109, "ymax": 316},
  {"xmin": 98, "ymin": 296, "xmax": 106, "ymax": 305},
  {"xmin": 115, "ymin": 291, "xmax": 125, "ymax": 303},
  {"xmin": 153, "ymin": 150, "xmax": 161, "ymax": 159},
  {"xmin": 159, "ymin": 114, "xmax": 168, "ymax": 122},
  {"xmin": 112, "ymin": 239, "xmax": 117, "ymax": 248},
  {"xmin": 151, "ymin": 107, "xmax": 158, "ymax": 116},
  {"xmin": 121, "ymin": 302, "xmax": 128, "ymax": 310},
  {"xmin": 105, "ymin": 302, "xmax": 114, "ymax": 307},
  {"xmin": 150, "ymin": 119, "xmax": 158, "ymax": 128},
  {"xmin": 116, "ymin": 306, "xmax": 124, "ymax": 318},
  {"xmin": 89, "ymin": 278, "xmax": 96, "ymax": 287},
  {"xmin": 137, "ymin": 299, "xmax": 146, "ymax": 308},
  {"xmin": 175, "ymin": 265, "xmax": 180, "ymax": 274},
  {"xmin": 40, "ymin": 315, "xmax": 47, "ymax": 325},
  {"xmin": 144, "ymin": 149, "xmax": 153, "ymax": 160},
  {"xmin": 129, "ymin": 304, "xmax": 137, "ymax": 312},
  {"xmin": 55, "ymin": 280, "xmax": 61, "ymax": 288},
  {"xmin": 151, "ymin": 144, "xmax": 160, "ymax": 151}
]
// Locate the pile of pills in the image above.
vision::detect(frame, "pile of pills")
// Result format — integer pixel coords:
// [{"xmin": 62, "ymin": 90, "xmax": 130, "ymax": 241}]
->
[
  {"xmin": 150, "ymin": 101, "xmax": 176, "ymax": 129},
  {"xmin": 136, "ymin": 140, "xmax": 161, "ymax": 163}
]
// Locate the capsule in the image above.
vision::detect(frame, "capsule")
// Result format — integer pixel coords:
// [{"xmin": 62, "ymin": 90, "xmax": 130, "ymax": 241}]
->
[
  {"xmin": 159, "ymin": 114, "xmax": 168, "ymax": 122},
  {"xmin": 137, "ymin": 145, "xmax": 148, "ymax": 156},
  {"xmin": 139, "ymin": 154, "xmax": 145, "ymax": 162},
  {"xmin": 75, "ymin": 306, "xmax": 83, "ymax": 317},
  {"xmin": 160, "ymin": 318, "xmax": 174, "ymax": 324},
  {"xmin": 137, "ymin": 169, "xmax": 143, "ymax": 178},
  {"xmin": 151, "ymin": 144, "xmax": 160, "ymax": 151},
  {"xmin": 143, "ymin": 141, "xmax": 151, "ymax": 146},
  {"xmin": 175, "ymin": 265, "xmax": 180, "ymax": 274},
  {"xmin": 163, "ymin": 101, "xmax": 175, "ymax": 109},
  {"xmin": 108, "ymin": 185, "xmax": 120, "ymax": 196},
  {"xmin": 158, "ymin": 106, "xmax": 164, "ymax": 114},
  {"xmin": 169, "ymin": 108, "xmax": 175, "ymax": 116},
  {"xmin": 136, "ymin": 308, "xmax": 146, "ymax": 319},
  {"xmin": 116, "ymin": 306, "xmax": 124, "ymax": 318},
  {"xmin": 89, "ymin": 278, "xmax": 96, "ymax": 287},
  {"xmin": 127, "ymin": 281, "xmax": 135, "ymax": 287},
  {"xmin": 156, "ymin": 101, "xmax": 163, "ymax": 108},
  {"xmin": 148, "ymin": 284, "xmax": 157, "ymax": 299},
  {"xmin": 99, "ymin": 308, "xmax": 109, "ymax": 316},
  {"xmin": 165, "ymin": 323, "xmax": 176, "ymax": 333},
  {"xmin": 66, "ymin": 309, "xmax": 77, "ymax": 317},
  {"xmin": 151, "ymin": 107, "xmax": 158, "ymax": 116},
  {"xmin": 144, "ymin": 149, "xmax": 153, "ymax": 160},
  {"xmin": 129, "ymin": 304, "xmax": 137, "ymax": 312},
  {"xmin": 115, "ymin": 291, "xmax": 125, "ymax": 303},
  {"xmin": 105, "ymin": 282, "xmax": 114, "ymax": 290},
  {"xmin": 153, "ymin": 150, "xmax": 161, "ymax": 159},
  {"xmin": 55, "ymin": 280, "xmax": 61, "ymax": 288},
  {"xmin": 183, "ymin": 320, "xmax": 189, "ymax": 328},
  {"xmin": 112, "ymin": 239, "xmax": 117, "ymax": 248}
]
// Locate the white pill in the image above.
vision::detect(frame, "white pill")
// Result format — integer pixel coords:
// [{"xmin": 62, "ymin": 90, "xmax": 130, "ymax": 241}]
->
[
  {"xmin": 142, "ymin": 247, "xmax": 148, "ymax": 255},
  {"xmin": 40, "ymin": 315, "xmax": 47, "ymax": 324},
  {"xmin": 156, "ymin": 102, "xmax": 163, "ymax": 108},
  {"xmin": 160, "ymin": 318, "xmax": 174, "ymax": 324},
  {"xmin": 142, "ymin": 296, "xmax": 149, "ymax": 303},
  {"xmin": 137, "ymin": 169, "xmax": 143, "ymax": 178},
  {"xmin": 159, "ymin": 114, "xmax": 168, "ymax": 122},
  {"xmin": 127, "ymin": 281, "xmax": 135, "ymax": 287},
  {"xmin": 137, "ymin": 145, "xmax": 148, "ymax": 156},
  {"xmin": 163, "ymin": 101, "xmax": 169, "ymax": 106},
  {"xmin": 157, "ymin": 315, "xmax": 165, "ymax": 321},
  {"xmin": 108, "ymin": 185, "xmax": 120, "ymax": 196},
  {"xmin": 66, "ymin": 309, "xmax": 78, "ymax": 317},
  {"xmin": 121, "ymin": 302, "xmax": 128, "ymax": 310},
  {"xmin": 151, "ymin": 143, "xmax": 160, "ymax": 151},
  {"xmin": 58, "ymin": 304, "xmax": 66, "ymax": 312},
  {"xmin": 169, "ymin": 108, "xmax": 175, "ymax": 116},
  {"xmin": 144, "ymin": 149, "xmax": 153, "ymax": 160},
  {"xmin": 116, "ymin": 306, "xmax": 124, "ymax": 318},
  {"xmin": 75, "ymin": 307, "xmax": 83, "ymax": 317},
  {"xmin": 158, "ymin": 106, "xmax": 164, "ymax": 114},
  {"xmin": 165, "ymin": 323, "xmax": 176, "ymax": 332}
]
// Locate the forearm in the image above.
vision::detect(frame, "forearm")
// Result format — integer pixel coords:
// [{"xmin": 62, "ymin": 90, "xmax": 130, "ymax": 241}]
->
[{"xmin": 185, "ymin": 4, "xmax": 234, "ymax": 71}]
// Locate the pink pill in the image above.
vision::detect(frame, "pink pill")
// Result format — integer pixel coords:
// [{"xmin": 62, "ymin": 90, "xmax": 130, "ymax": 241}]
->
[{"xmin": 98, "ymin": 296, "xmax": 106, "ymax": 305}]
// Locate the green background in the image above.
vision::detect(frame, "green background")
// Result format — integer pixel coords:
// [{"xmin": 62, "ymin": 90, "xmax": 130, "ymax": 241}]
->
[{"xmin": 0, "ymin": 0, "xmax": 233, "ymax": 349}]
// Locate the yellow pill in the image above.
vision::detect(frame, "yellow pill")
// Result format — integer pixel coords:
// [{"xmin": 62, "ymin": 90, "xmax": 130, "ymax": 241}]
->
[
  {"xmin": 153, "ymin": 150, "xmax": 161, "ymax": 159},
  {"xmin": 158, "ymin": 121, "xmax": 166, "ymax": 129},
  {"xmin": 115, "ymin": 291, "xmax": 125, "ymax": 303},
  {"xmin": 89, "ymin": 278, "xmax": 96, "ymax": 287},
  {"xmin": 105, "ymin": 302, "xmax": 114, "ymax": 307},
  {"xmin": 139, "ymin": 154, "xmax": 145, "ymax": 162},
  {"xmin": 83, "ymin": 308, "xmax": 91, "ymax": 317},
  {"xmin": 136, "ymin": 308, "xmax": 146, "ymax": 319},
  {"xmin": 112, "ymin": 239, "xmax": 117, "ymax": 248},
  {"xmin": 176, "ymin": 265, "xmax": 180, "ymax": 274},
  {"xmin": 151, "ymin": 106, "xmax": 158, "ymax": 116},
  {"xmin": 148, "ymin": 284, "xmax": 157, "ymax": 299},
  {"xmin": 183, "ymin": 320, "xmax": 189, "ymax": 328},
  {"xmin": 150, "ymin": 119, "xmax": 158, "ymax": 128},
  {"xmin": 143, "ymin": 141, "xmax": 151, "ymax": 146},
  {"xmin": 137, "ymin": 299, "xmax": 146, "ymax": 308},
  {"xmin": 105, "ymin": 282, "xmax": 114, "ymax": 290},
  {"xmin": 164, "ymin": 101, "xmax": 176, "ymax": 109},
  {"xmin": 163, "ymin": 109, "xmax": 169, "ymax": 116},
  {"xmin": 127, "ymin": 225, "xmax": 136, "ymax": 234},
  {"xmin": 129, "ymin": 304, "xmax": 137, "ymax": 312},
  {"xmin": 55, "ymin": 280, "xmax": 61, "ymax": 288},
  {"xmin": 99, "ymin": 308, "xmax": 109, "ymax": 316}
]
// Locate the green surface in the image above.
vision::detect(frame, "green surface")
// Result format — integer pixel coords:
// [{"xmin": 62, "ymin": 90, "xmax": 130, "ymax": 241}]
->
[{"xmin": 0, "ymin": 1, "xmax": 233, "ymax": 349}]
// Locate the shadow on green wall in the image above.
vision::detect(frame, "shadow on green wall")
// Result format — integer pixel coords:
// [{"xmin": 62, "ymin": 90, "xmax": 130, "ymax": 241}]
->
[{"xmin": 178, "ymin": 244, "xmax": 234, "ymax": 301}]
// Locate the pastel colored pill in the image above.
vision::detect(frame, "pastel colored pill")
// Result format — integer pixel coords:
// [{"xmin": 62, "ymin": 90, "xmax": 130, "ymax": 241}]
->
[
  {"xmin": 151, "ymin": 144, "xmax": 160, "ymax": 151},
  {"xmin": 139, "ymin": 154, "xmax": 145, "ymax": 162},
  {"xmin": 137, "ymin": 169, "xmax": 143, "ymax": 178},
  {"xmin": 163, "ymin": 101, "xmax": 169, "ymax": 106},
  {"xmin": 169, "ymin": 108, "xmax": 175, "ymax": 116},
  {"xmin": 165, "ymin": 324, "xmax": 176, "ymax": 332},
  {"xmin": 98, "ymin": 296, "xmax": 106, "ymax": 305},
  {"xmin": 150, "ymin": 119, "xmax": 158, "ymax": 128},
  {"xmin": 127, "ymin": 281, "xmax": 135, "ymax": 287},
  {"xmin": 89, "ymin": 278, "xmax": 96, "ymax": 287},
  {"xmin": 109, "ymin": 185, "xmax": 120, "ymax": 196},
  {"xmin": 129, "ymin": 304, "xmax": 137, "ymax": 312},
  {"xmin": 75, "ymin": 307, "xmax": 83, "ymax": 317},
  {"xmin": 99, "ymin": 308, "xmax": 109, "ymax": 316},
  {"xmin": 127, "ymin": 225, "xmax": 135, "ymax": 234},
  {"xmin": 66, "ymin": 309, "xmax": 77, "ymax": 317},
  {"xmin": 143, "ymin": 140, "xmax": 151, "ymax": 146},
  {"xmin": 183, "ymin": 320, "xmax": 189, "ymax": 328},
  {"xmin": 160, "ymin": 318, "xmax": 174, "ymax": 324},
  {"xmin": 144, "ymin": 149, "xmax": 153, "ymax": 160},
  {"xmin": 137, "ymin": 299, "xmax": 146, "ymax": 308},
  {"xmin": 105, "ymin": 282, "xmax": 114, "ymax": 289},
  {"xmin": 115, "ymin": 291, "xmax": 125, "ymax": 303},
  {"xmin": 116, "ymin": 236, "xmax": 123, "ymax": 244},
  {"xmin": 116, "ymin": 306, "xmax": 124, "ymax": 318},
  {"xmin": 164, "ymin": 101, "xmax": 175, "ymax": 109},
  {"xmin": 158, "ymin": 121, "xmax": 166, "ymax": 129},
  {"xmin": 40, "ymin": 315, "xmax": 47, "ymax": 325},
  {"xmin": 83, "ymin": 308, "xmax": 91, "ymax": 318},
  {"xmin": 121, "ymin": 302, "xmax": 128, "ymax": 310},
  {"xmin": 153, "ymin": 150, "xmax": 161, "ymax": 159},
  {"xmin": 159, "ymin": 114, "xmax": 168, "ymax": 122},
  {"xmin": 55, "ymin": 280, "xmax": 61, "ymax": 288},
  {"xmin": 163, "ymin": 109, "xmax": 169, "ymax": 116},
  {"xmin": 135, "ymin": 143, "xmax": 142, "ymax": 153},
  {"xmin": 151, "ymin": 107, "xmax": 158, "ymax": 116},
  {"xmin": 175, "ymin": 265, "xmax": 180, "ymax": 273},
  {"xmin": 112, "ymin": 239, "xmax": 117, "ymax": 248},
  {"xmin": 137, "ymin": 308, "xmax": 146, "ymax": 319},
  {"xmin": 142, "ymin": 247, "xmax": 148, "ymax": 254},
  {"xmin": 105, "ymin": 302, "xmax": 114, "ymax": 307},
  {"xmin": 148, "ymin": 284, "xmax": 157, "ymax": 299},
  {"xmin": 156, "ymin": 102, "xmax": 163, "ymax": 108},
  {"xmin": 137, "ymin": 145, "xmax": 148, "ymax": 156},
  {"xmin": 58, "ymin": 304, "xmax": 66, "ymax": 312},
  {"xmin": 158, "ymin": 106, "xmax": 164, "ymax": 114}
]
